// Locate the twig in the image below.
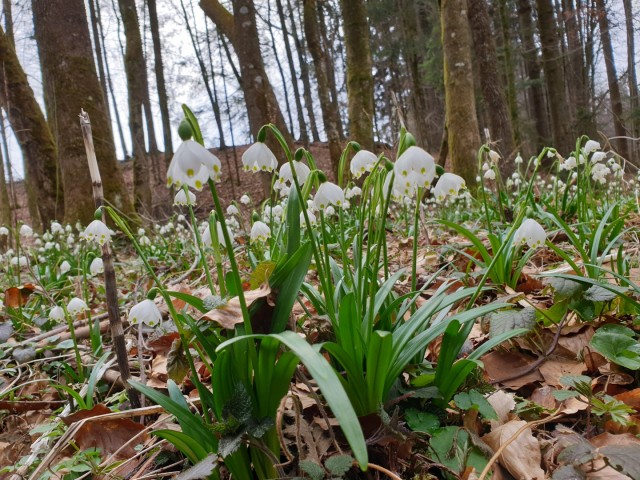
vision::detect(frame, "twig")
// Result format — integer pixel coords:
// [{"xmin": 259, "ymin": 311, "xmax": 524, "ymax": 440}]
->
[
  {"xmin": 358, "ymin": 462, "xmax": 403, "ymax": 480},
  {"xmin": 79, "ymin": 110, "xmax": 140, "ymax": 409},
  {"xmin": 477, "ymin": 409, "xmax": 564, "ymax": 480}
]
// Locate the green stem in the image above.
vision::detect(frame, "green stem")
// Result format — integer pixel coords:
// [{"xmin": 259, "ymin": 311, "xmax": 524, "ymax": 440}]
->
[{"xmin": 186, "ymin": 196, "xmax": 216, "ymax": 295}]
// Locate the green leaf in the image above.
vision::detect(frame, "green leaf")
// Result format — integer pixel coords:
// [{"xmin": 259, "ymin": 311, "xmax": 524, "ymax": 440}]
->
[
  {"xmin": 583, "ymin": 284, "xmax": 619, "ymax": 302},
  {"xmin": 404, "ymin": 408, "xmax": 440, "ymax": 433},
  {"xmin": 286, "ymin": 186, "xmax": 301, "ymax": 256},
  {"xmin": 249, "ymin": 262, "xmax": 276, "ymax": 290},
  {"xmin": 181, "ymin": 104, "xmax": 204, "ymax": 145},
  {"xmin": 429, "ymin": 427, "xmax": 488, "ymax": 475},
  {"xmin": 590, "ymin": 326, "xmax": 640, "ymax": 370},
  {"xmin": 153, "ymin": 429, "xmax": 210, "ymax": 465},
  {"xmin": 299, "ymin": 460, "xmax": 325, "ymax": 480},
  {"xmin": 454, "ymin": 390, "xmax": 497, "ymax": 420},
  {"xmin": 552, "ymin": 390, "xmax": 580, "ymax": 401},
  {"xmin": 166, "ymin": 291, "xmax": 206, "ymax": 312},
  {"xmin": 600, "ymin": 445, "xmax": 640, "ymax": 478},
  {"xmin": 324, "ymin": 455, "xmax": 354, "ymax": 477},
  {"xmin": 545, "ymin": 277, "xmax": 585, "ymax": 301},
  {"xmin": 488, "ymin": 308, "xmax": 536, "ymax": 338}
]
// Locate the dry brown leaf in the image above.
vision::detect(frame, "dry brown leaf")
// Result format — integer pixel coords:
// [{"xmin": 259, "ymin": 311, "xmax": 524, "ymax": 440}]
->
[
  {"xmin": 199, "ymin": 284, "xmax": 271, "ymax": 329},
  {"xmin": 482, "ymin": 420, "xmax": 545, "ymax": 480},
  {"xmin": 3, "ymin": 283, "xmax": 38, "ymax": 308},
  {"xmin": 62, "ymin": 404, "xmax": 148, "ymax": 459},
  {"xmin": 539, "ymin": 356, "xmax": 587, "ymax": 387},
  {"xmin": 485, "ymin": 390, "xmax": 516, "ymax": 427},
  {"xmin": 530, "ymin": 386, "xmax": 558, "ymax": 410},
  {"xmin": 481, "ymin": 350, "xmax": 544, "ymax": 389},
  {"xmin": 615, "ymin": 389, "xmax": 640, "ymax": 410}
]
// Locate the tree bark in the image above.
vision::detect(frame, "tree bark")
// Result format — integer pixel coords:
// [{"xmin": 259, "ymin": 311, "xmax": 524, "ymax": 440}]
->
[
  {"xmin": 32, "ymin": 0, "xmax": 131, "ymax": 225},
  {"xmin": 595, "ymin": 0, "xmax": 629, "ymax": 160},
  {"xmin": 0, "ymin": 125, "xmax": 9, "ymax": 227},
  {"xmin": 87, "ymin": 0, "xmax": 109, "ymax": 113},
  {"xmin": 303, "ymin": 0, "xmax": 343, "ymax": 173},
  {"xmin": 441, "ymin": 0, "xmax": 481, "ymax": 187},
  {"xmin": 116, "ymin": 0, "xmax": 153, "ymax": 212},
  {"xmin": 339, "ymin": 0, "xmax": 374, "ymax": 149},
  {"xmin": 0, "ymin": 24, "xmax": 58, "ymax": 228},
  {"xmin": 200, "ymin": 0, "xmax": 294, "ymax": 147},
  {"xmin": 623, "ymin": 0, "xmax": 639, "ymax": 159},
  {"xmin": 147, "ymin": 0, "xmax": 174, "ymax": 160},
  {"xmin": 468, "ymin": 0, "xmax": 516, "ymax": 168},
  {"xmin": 535, "ymin": 0, "xmax": 572, "ymax": 153}
]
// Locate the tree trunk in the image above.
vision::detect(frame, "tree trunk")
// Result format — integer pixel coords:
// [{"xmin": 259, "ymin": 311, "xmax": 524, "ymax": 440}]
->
[
  {"xmin": 516, "ymin": 0, "xmax": 549, "ymax": 153},
  {"xmin": 0, "ymin": 111, "xmax": 18, "ymax": 227},
  {"xmin": 0, "ymin": 126, "xmax": 9, "ymax": 227},
  {"xmin": 116, "ymin": 0, "xmax": 153, "ymax": 212},
  {"xmin": 87, "ymin": 0, "xmax": 109, "ymax": 112},
  {"xmin": 468, "ymin": 0, "xmax": 516, "ymax": 168},
  {"xmin": 148, "ymin": 0, "xmax": 173, "ymax": 160},
  {"xmin": 32, "ymin": 0, "xmax": 131, "ymax": 225},
  {"xmin": 535, "ymin": 0, "xmax": 572, "ymax": 153},
  {"xmin": 339, "ymin": 0, "xmax": 374, "ymax": 149},
  {"xmin": 200, "ymin": 0, "xmax": 294, "ymax": 147},
  {"xmin": 0, "ymin": 24, "xmax": 58, "ymax": 228},
  {"xmin": 595, "ymin": 0, "xmax": 629, "ymax": 160},
  {"xmin": 623, "ymin": 0, "xmax": 639, "ymax": 160},
  {"xmin": 303, "ymin": 0, "xmax": 343, "ymax": 173},
  {"xmin": 496, "ymin": 0, "xmax": 521, "ymax": 150},
  {"xmin": 441, "ymin": 0, "xmax": 481, "ymax": 188}
]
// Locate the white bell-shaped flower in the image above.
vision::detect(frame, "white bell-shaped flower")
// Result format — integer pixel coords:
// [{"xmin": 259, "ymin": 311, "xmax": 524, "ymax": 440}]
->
[
  {"xmin": 590, "ymin": 151, "xmax": 606, "ymax": 164},
  {"xmin": 0, "ymin": 226, "xmax": 8, "ymax": 236},
  {"xmin": 313, "ymin": 182, "xmax": 345, "ymax": 210},
  {"xmin": 67, "ymin": 297, "xmax": 88, "ymax": 316},
  {"xmin": 227, "ymin": 204, "xmax": 239, "ymax": 216},
  {"xmin": 128, "ymin": 299, "xmax": 162, "ymax": 327},
  {"xmin": 49, "ymin": 306, "xmax": 65, "ymax": 321},
  {"xmin": 276, "ymin": 161, "xmax": 310, "ymax": 189},
  {"xmin": 50, "ymin": 222, "xmax": 64, "ymax": 235},
  {"xmin": 250, "ymin": 221, "xmax": 271, "ymax": 242},
  {"xmin": 345, "ymin": 186, "xmax": 362, "ymax": 199},
  {"xmin": 242, "ymin": 142, "xmax": 278, "ymax": 173},
  {"xmin": 513, "ymin": 219, "xmax": 546, "ymax": 249},
  {"xmin": 240, "ymin": 194, "xmax": 251, "ymax": 205},
  {"xmin": 82, "ymin": 220, "xmax": 111, "ymax": 245},
  {"xmin": 20, "ymin": 224, "xmax": 33, "ymax": 237},
  {"xmin": 484, "ymin": 169, "xmax": 496, "ymax": 180},
  {"xmin": 393, "ymin": 146, "xmax": 436, "ymax": 197},
  {"xmin": 202, "ymin": 222, "xmax": 231, "ymax": 249},
  {"xmin": 89, "ymin": 257, "xmax": 104, "ymax": 276},
  {"xmin": 583, "ymin": 139, "xmax": 601, "ymax": 154},
  {"xmin": 167, "ymin": 140, "xmax": 222, "ymax": 190},
  {"xmin": 174, "ymin": 189, "xmax": 197, "ymax": 206},
  {"xmin": 433, "ymin": 173, "xmax": 466, "ymax": 203},
  {"xmin": 60, "ymin": 260, "xmax": 71, "ymax": 274},
  {"xmin": 350, "ymin": 150, "xmax": 377, "ymax": 178}
]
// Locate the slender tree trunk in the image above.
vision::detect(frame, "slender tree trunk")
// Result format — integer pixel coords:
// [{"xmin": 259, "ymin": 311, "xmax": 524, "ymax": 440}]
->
[
  {"xmin": 0, "ymin": 125, "xmax": 9, "ymax": 228},
  {"xmin": 441, "ymin": 0, "xmax": 481, "ymax": 187},
  {"xmin": 468, "ymin": 0, "xmax": 516, "ymax": 168},
  {"xmin": 32, "ymin": 0, "xmax": 132, "ymax": 224},
  {"xmin": 116, "ymin": 0, "xmax": 153, "ymax": 212},
  {"xmin": 496, "ymin": 0, "xmax": 521, "ymax": 149},
  {"xmin": 0, "ymin": 24, "xmax": 58, "ymax": 228},
  {"xmin": 623, "ymin": 0, "xmax": 639, "ymax": 160},
  {"xmin": 0, "ymin": 111, "xmax": 17, "ymax": 226},
  {"xmin": 339, "ymin": 0, "xmax": 374, "ymax": 149},
  {"xmin": 303, "ymin": 0, "xmax": 343, "ymax": 172},
  {"xmin": 595, "ymin": 0, "xmax": 629, "ymax": 160},
  {"xmin": 516, "ymin": 0, "xmax": 549, "ymax": 152},
  {"xmin": 200, "ymin": 0, "xmax": 294, "ymax": 147},
  {"xmin": 147, "ymin": 0, "xmax": 173, "ymax": 160},
  {"xmin": 536, "ymin": 0, "xmax": 572, "ymax": 152},
  {"xmin": 88, "ymin": 0, "xmax": 109, "ymax": 111}
]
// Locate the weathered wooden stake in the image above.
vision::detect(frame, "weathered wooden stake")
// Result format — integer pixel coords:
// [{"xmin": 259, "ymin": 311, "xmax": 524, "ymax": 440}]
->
[{"xmin": 79, "ymin": 109, "xmax": 140, "ymax": 409}]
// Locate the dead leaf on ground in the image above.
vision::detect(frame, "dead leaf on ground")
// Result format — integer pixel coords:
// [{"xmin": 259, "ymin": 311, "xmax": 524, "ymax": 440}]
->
[
  {"xmin": 62, "ymin": 404, "xmax": 148, "ymax": 459},
  {"xmin": 530, "ymin": 386, "xmax": 558, "ymax": 410},
  {"xmin": 615, "ymin": 388, "xmax": 640, "ymax": 410},
  {"xmin": 199, "ymin": 283, "xmax": 270, "ymax": 329},
  {"xmin": 481, "ymin": 350, "xmax": 544, "ymax": 389},
  {"xmin": 3, "ymin": 283, "xmax": 38, "ymax": 307},
  {"xmin": 485, "ymin": 390, "xmax": 516, "ymax": 427},
  {"xmin": 482, "ymin": 420, "xmax": 545, "ymax": 480},
  {"xmin": 539, "ymin": 356, "xmax": 587, "ymax": 387}
]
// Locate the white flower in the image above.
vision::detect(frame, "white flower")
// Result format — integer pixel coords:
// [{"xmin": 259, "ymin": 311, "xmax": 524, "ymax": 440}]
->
[
  {"xmin": 49, "ymin": 306, "xmax": 65, "ymax": 321},
  {"xmin": 167, "ymin": 140, "xmax": 222, "ymax": 190},
  {"xmin": 82, "ymin": 220, "xmax": 111, "ymax": 245},
  {"xmin": 313, "ymin": 182, "xmax": 345, "ymax": 210},
  {"xmin": 89, "ymin": 257, "xmax": 104, "ymax": 276},
  {"xmin": 276, "ymin": 161, "xmax": 310, "ymax": 188},
  {"xmin": 174, "ymin": 189, "xmax": 197, "ymax": 206},
  {"xmin": 560, "ymin": 156, "xmax": 577, "ymax": 171},
  {"xmin": 67, "ymin": 297, "xmax": 88, "ymax": 316},
  {"xmin": 591, "ymin": 163, "xmax": 610, "ymax": 184},
  {"xmin": 488, "ymin": 150, "xmax": 500, "ymax": 164},
  {"xmin": 484, "ymin": 169, "xmax": 496, "ymax": 180},
  {"xmin": 50, "ymin": 222, "xmax": 64, "ymax": 235},
  {"xmin": 250, "ymin": 221, "xmax": 271, "ymax": 242},
  {"xmin": 324, "ymin": 205, "xmax": 336, "ymax": 216},
  {"xmin": 433, "ymin": 173, "xmax": 466, "ymax": 202},
  {"xmin": 584, "ymin": 139, "xmax": 601, "ymax": 154},
  {"xmin": 350, "ymin": 150, "xmax": 377, "ymax": 178},
  {"xmin": 67, "ymin": 235, "xmax": 75, "ymax": 246},
  {"xmin": 60, "ymin": 261, "xmax": 71, "ymax": 274},
  {"xmin": 590, "ymin": 151, "xmax": 606, "ymax": 164},
  {"xmin": 345, "ymin": 186, "xmax": 362, "ymax": 199},
  {"xmin": 240, "ymin": 194, "xmax": 251, "ymax": 205},
  {"xmin": 202, "ymin": 222, "xmax": 231, "ymax": 249},
  {"xmin": 301, "ymin": 210, "xmax": 316, "ymax": 226},
  {"xmin": 515, "ymin": 153, "xmax": 523, "ymax": 165},
  {"xmin": 128, "ymin": 299, "xmax": 162, "ymax": 327},
  {"xmin": 393, "ymin": 146, "xmax": 436, "ymax": 197},
  {"xmin": 0, "ymin": 226, "xmax": 8, "ymax": 236},
  {"xmin": 227, "ymin": 204, "xmax": 239, "ymax": 216},
  {"xmin": 20, "ymin": 225, "xmax": 33, "ymax": 237},
  {"xmin": 272, "ymin": 205, "xmax": 284, "ymax": 218},
  {"xmin": 11, "ymin": 256, "xmax": 27, "ymax": 267},
  {"xmin": 514, "ymin": 219, "xmax": 546, "ymax": 249},
  {"xmin": 139, "ymin": 235, "xmax": 151, "ymax": 247},
  {"xmin": 242, "ymin": 142, "xmax": 278, "ymax": 173}
]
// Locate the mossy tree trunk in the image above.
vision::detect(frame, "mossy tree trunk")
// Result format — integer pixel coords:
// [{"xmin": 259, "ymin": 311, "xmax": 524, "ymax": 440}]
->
[
  {"xmin": 200, "ymin": 0, "xmax": 294, "ymax": 148},
  {"xmin": 468, "ymin": 0, "xmax": 516, "ymax": 170},
  {"xmin": 535, "ymin": 0, "xmax": 572, "ymax": 153},
  {"xmin": 441, "ymin": 0, "xmax": 481, "ymax": 188},
  {"xmin": 116, "ymin": 0, "xmax": 154, "ymax": 213},
  {"xmin": 32, "ymin": 0, "xmax": 132, "ymax": 225},
  {"xmin": 0, "ymin": 23, "xmax": 57, "ymax": 228},
  {"xmin": 339, "ymin": 0, "xmax": 374, "ymax": 150},
  {"xmin": 303, "ymin": 0, "xmax": 343, "ymax": 173}
]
